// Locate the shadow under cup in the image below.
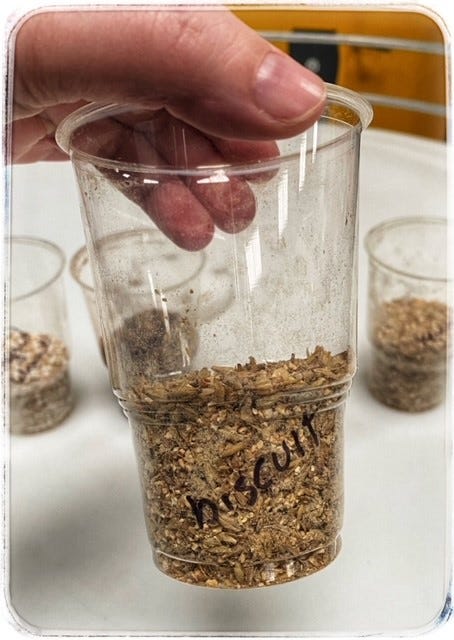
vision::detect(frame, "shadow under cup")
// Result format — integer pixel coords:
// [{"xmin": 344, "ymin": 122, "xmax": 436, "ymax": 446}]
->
[{"xmin": 57, "ymin": 85, "xmax": 372, "ymax": 588}]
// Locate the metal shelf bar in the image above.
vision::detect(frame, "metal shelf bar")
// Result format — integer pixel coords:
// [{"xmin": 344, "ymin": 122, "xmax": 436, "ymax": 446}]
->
[
  {"xmin": 259, "ymin": 30, "xmax": 446, "ymax": 117},
  {"xmin": 259, "ymin": 31, "xmax": 445, "ymax": 55},
  {"xmin": 362, "ymin": 93, "xmax": 446, "ymax": 117}
]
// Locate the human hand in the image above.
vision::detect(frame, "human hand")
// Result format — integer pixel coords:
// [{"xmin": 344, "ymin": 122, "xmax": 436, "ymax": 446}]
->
[{"xmin": 12, "ymin": 9, "xmax": 326, "ymax": 248}]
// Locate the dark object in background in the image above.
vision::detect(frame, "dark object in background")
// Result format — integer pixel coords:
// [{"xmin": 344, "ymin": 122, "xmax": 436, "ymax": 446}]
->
[{"xmin": 290, "ymin": 30, "xmax": 339, "ymax": 83}]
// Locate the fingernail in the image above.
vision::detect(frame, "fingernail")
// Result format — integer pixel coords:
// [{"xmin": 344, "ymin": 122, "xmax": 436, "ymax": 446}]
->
[{"xmin": 254, "ymin": 51, "xmax": 326, "ymax": 121}]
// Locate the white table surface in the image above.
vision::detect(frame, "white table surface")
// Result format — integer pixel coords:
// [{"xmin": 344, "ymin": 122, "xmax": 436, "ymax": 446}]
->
[{"xmin": 5, "ymin": 128, "xmax": 452, "ymax": 636}]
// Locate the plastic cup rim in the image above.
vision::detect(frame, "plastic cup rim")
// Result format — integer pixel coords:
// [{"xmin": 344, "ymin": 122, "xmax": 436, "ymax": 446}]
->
[
  {"xmin": 8, "ymin": 235, "xmax": 66, "ymax": 302},
  {"xmin": 69, "ymin": 227, "xmax": 207, "ymax": 293},
  {"xmin": 69, "ymin": 244, "xmax": 93, "ymax": 292},
  {"xmin": 364, "ymin": 216, "xmax": 451, "ymax": 283},
  {"xmin": 55, "ymin": 83, "xmax": 373, "ymax": 174}
]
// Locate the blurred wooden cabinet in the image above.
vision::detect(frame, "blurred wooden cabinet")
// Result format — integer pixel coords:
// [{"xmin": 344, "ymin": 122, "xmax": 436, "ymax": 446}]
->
[{"xmin": 233, "ymin": 7, "xmax": 447, "ymax": 140}]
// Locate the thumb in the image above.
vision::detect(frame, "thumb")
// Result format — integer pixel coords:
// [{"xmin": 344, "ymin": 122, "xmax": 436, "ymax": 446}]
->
[{"xmin": 14, "ymin": 8, "xmax": 326, "ymax": 140}]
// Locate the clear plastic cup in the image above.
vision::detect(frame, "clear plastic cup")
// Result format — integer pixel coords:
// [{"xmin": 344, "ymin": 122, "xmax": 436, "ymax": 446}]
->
[
  {"xmin": 365, "ymin": 217, "xmax": 451, "ymax": 412},
  {"xmin": 57, "ymin": 84, "xmax": 372, "ymax": 588},
  {"xmin": 8, "ymin": 236, "xmax": 74, "ymax": 434}
]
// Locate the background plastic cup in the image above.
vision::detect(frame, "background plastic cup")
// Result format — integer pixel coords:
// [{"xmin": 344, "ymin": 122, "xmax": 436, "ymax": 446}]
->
[
  {"xmin": 57, "ymin": 84, "xmax": 372, "ymax": 588},
  {"xmin": 70, "ymin": 229, "xmax": 234, "ymax": 365},
  {"xmin": 365, "ymin": 217, "xmax": 451, "ymax": 411},
  {"xmin": 8, "ymin": 236, "xmax": 74, "ymax": 434},
  {"xmin": 70, "ymin": 241, "xmax": 105, "ymax": 362}
]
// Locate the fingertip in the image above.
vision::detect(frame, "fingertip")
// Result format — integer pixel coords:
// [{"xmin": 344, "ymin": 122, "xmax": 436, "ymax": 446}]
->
[
  {"xmin": 254, "ymin": 52, "xmax": 326, "ymax": 125},
  {"xmin": 189, "ymin": 176, "xmax": 256, "ymax": 235},
  {"xmin": 146, "ymin": 181, "xmax": 215, "ymax": 251}
]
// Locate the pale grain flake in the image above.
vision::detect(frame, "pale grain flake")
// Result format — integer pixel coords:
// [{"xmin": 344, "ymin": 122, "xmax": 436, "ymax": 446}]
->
[
  {"xmin": 233, "ymin": 562, "xmax": 245, "ymax": 583},
  {"xmin": 369, "ymin": 297, "xmax": 451, "ymax": 411},
  {"xmin": 220, "ymin": 441, "xmax": 249, "ymax": 458}
]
